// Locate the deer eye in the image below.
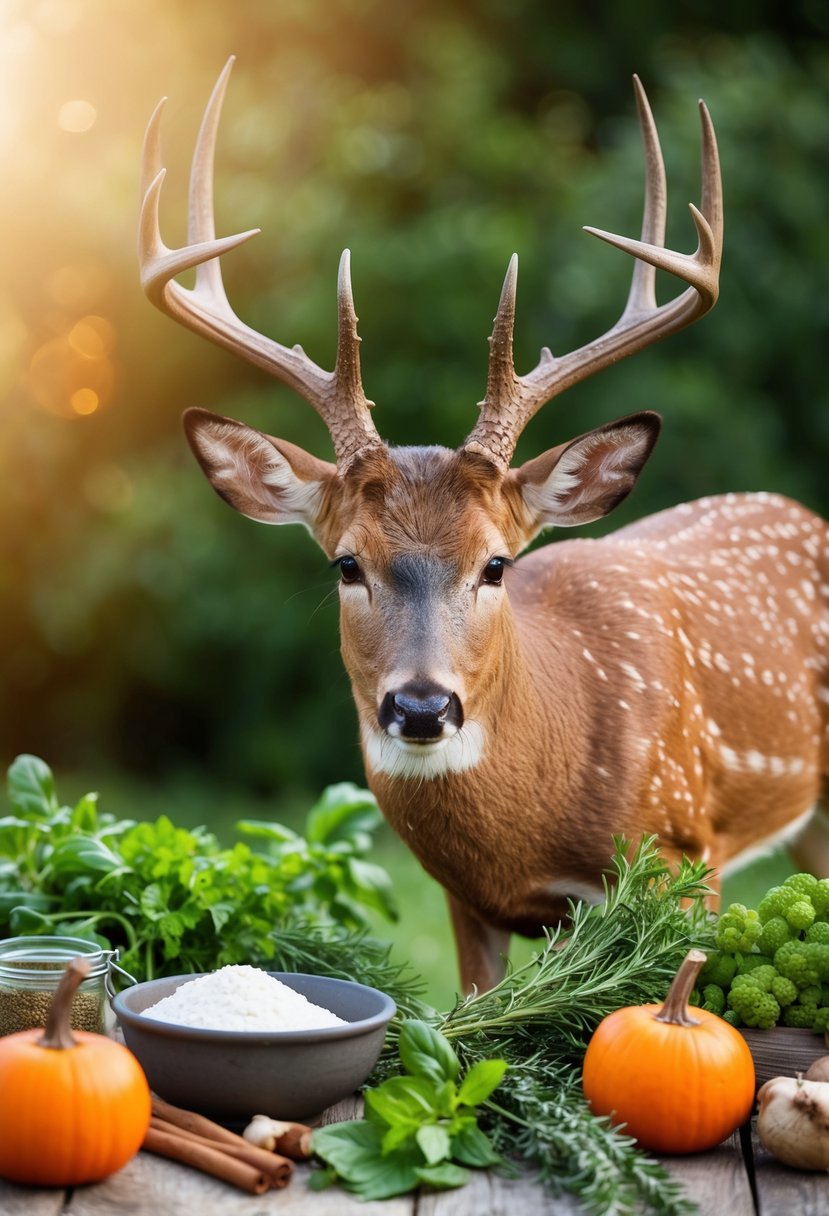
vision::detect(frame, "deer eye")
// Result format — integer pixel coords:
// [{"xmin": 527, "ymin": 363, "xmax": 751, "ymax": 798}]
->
[
  {"xmin": 337, "ymin": 555, "xmax": 362, "ymax": 584},
  {"xmin": 482, "ymin": 557, "xmax": 507, "ymax": 586}
]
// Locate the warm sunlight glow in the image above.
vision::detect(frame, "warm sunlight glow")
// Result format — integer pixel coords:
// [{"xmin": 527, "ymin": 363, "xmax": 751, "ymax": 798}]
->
[
  {"xmin": 70, "ymin": 387, "xmax": 99, "ymax": 415},
  {"xmin": 57, "ymin": 98, "xmax": 96, "ymax": 133},
  {"xmin": 68, "ymin": 315, "xmax": 116, "ymax": 360}
]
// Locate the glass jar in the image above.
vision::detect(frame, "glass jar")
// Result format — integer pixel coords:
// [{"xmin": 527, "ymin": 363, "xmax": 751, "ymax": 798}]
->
[{"xmin": 0, "ymin": 935, "xmax": 135, "ymax": 1036}]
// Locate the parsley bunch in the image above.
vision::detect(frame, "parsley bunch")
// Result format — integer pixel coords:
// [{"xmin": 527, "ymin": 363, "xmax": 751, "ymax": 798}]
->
[{"xmin": 0, "ymin": 755, "xmax": 424, "ymax": 1012}]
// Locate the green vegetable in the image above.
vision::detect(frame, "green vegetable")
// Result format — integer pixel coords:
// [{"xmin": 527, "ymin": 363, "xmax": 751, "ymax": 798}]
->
[
  {"xmin": 0, "ymin": 756, "xmax": 425, "ymax": 1014},
  {"xmin": 714, "ymin": 903, "xmax": 762, "ymax": 953},
  {"xmin": 311, "ymin": 1020, "xmax": 505, "ymax": 1200},
  {"xmin": 700, "ymin": 983, "xmax": 726, "ymax": 1015},
  {"xmin": 697, "ymin": 874, "xmax": 829, "ymax": 1034}
]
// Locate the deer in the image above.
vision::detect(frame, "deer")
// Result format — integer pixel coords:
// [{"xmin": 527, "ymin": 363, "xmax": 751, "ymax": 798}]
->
[{"xmin": 139, "ymin": 59, "xmax": 829, "ymax": 993}]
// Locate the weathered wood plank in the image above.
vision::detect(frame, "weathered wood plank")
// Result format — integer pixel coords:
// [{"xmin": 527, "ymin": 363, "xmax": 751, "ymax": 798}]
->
[
  {"xmin": 741, "ymin": 1027, "xmax": 825, "ymax": 1090},
  {"xmin": 64, "ymin": 1151, "xmax": 413, "ymax": 1215},
  {"xmin": 65, "ymin": 1093, "xmax": 412, "ymax": 1215},
  {"xmin": 752, "ymin": 1121, "xmax": 829, "ymax": 1216},
  {"xmin": 417, "ymin": 1166, "xmax": 584, "ymax": 1214},
  {"xmin": 657, "ymin": 1129, "xmax": 755, "ymax": 1216},
  {"xmin": 0, "ymin": 1184, "xmax": 67, "ymax": 1216}
]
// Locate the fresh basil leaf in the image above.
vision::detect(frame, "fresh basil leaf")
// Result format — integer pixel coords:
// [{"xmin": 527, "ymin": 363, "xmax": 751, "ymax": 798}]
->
[
  {"xmin": 450, "ymin": 1123, "xmax": 502, "ymax": 1168},
  {"xmin": 7, "ymin": 755, "xmax": 57, "ymax": 818},
  {"xmin": 379, "ymin": 1120, "xmax": 420, "ymax": 1155},
  {"xmin": 364, "ymin": 1075, "xmax": 438, "ymax": 1127},
  {"xmin": 307, "ymin": 1165, "xmax": 337, "ymax": 1191},
  {"xmin": 413, "ymin": 1161, "xmax": 470, "ymax": 1190},
  {"xmin": 305, "ymin": 784, "xmax": 381, "ymax": 845},
  {"xmin": 399, "ymin": 1019, "xmax": 460, "ymax": 1083},
  {"xmin": 416, "ymin": 1123, "xmax": 451, "ymax": 1166},
  {"xmin": 457, "ymin": 1058, "xmax": 508, "ymax": 1106},
  {"xmin": 311, "ymin": 1121, "xmax": 406, "ymax": 1187},
  {"xmin": 352, "ymin": 1155, "xmax": 423, "ymax": 1201},
  {"xmin": 47, "ymin": 834, "xmax": 125, "ymax": 877},
  {"xmin": 70, "ymin": 793, "xmax": 99, "ymax": 832}
]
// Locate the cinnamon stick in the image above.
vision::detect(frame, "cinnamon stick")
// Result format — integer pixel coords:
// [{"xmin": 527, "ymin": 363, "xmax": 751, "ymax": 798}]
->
[
  {"xmin": 150, "ymin": 1117, "xmax": 293, "ymax": 1187},
  {"xmin": 151, "ymin": 1095, "xmax": 242, "ymax": 1147},
  {"xmin": 142, "ymin": 1125, "xmax": 269, "ymax": 1195}
]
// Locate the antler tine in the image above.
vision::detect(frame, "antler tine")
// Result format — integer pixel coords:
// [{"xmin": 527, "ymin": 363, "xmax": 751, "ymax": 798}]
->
[
  {"xmin": 620, "ymin": 73, "xmax": 667, "ymax": 320},
  {"xmin": 138, "ymin": 58, "xmax": 382, "ymax": 468},
  {"xmin": 463, "ymin": 78, "xmax": 723, "ymax": 471}
]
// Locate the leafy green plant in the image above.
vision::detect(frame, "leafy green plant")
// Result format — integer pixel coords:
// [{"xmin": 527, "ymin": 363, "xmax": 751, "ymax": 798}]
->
[
  {"xmin": 0, "ymin": 755, "xmax": 404, "ymax": 987},
  {"xmin": 311, "ymin": 1019, "xmax": 505, "ymax": 1199}
]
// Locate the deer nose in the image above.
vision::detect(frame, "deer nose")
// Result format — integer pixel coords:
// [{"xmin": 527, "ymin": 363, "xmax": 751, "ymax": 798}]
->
[{"xmin": 379, "ymin": 684, "xmax": 463, "ymax": 741}]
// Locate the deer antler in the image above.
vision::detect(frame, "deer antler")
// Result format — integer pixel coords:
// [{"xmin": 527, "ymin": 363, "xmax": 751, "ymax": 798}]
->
[
  {"xmin": 138, "ymin": 57, "xmax": 382, "ymax": 468},
  {"xmin": 463, "ymin": 75, "xmax": 723, "ymax": 470}
]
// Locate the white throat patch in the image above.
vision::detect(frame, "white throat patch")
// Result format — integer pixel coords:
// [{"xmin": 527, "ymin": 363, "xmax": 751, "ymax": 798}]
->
[{"xmin": 361, "ymin": 721, "xmax": 485, "ymax": 780}]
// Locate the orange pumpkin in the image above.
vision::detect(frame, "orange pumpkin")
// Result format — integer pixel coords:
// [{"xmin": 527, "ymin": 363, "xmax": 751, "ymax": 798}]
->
[
  {"xmin": 582, "ymin": 949, "xmax": 755, "ymax": 1154},
  {"xmin": 0, "ymin": 957, "xmax": 151, "ymax": 1186}
]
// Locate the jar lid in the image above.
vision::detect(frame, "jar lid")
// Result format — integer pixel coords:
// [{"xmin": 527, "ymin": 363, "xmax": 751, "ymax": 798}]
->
[{"xmin": 0, "ymin": 935, "xmax": 113, "ymax": 980}]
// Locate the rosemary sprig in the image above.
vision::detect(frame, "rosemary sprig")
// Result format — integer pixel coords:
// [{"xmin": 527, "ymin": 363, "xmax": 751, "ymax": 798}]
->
[{"xmin": 438, "ymin": 837, "xmax": 712, "ymax": 1052}]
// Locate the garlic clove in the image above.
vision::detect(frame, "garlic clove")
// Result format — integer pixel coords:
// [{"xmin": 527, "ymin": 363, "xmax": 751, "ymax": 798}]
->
[{"xmin": 242, "ymin": 1114, "xmax": 292, "ymax": 1150}]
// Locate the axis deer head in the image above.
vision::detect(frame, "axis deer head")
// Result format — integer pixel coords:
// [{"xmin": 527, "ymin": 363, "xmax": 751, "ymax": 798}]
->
[
  {"xmin": 140, "ymin": 60, "xmax": 720, "ymax": 780},
  {"xmin": 136, "ymin": 62, "xmax": 829, "ymax": 1001}
]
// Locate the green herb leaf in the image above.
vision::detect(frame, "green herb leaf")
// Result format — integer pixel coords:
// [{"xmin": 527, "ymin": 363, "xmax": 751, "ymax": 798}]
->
[
  {"xmin": 364, "ymin": 1074, "xmax": 438, "ymax": 1127},
  {"xmin": 399, "ymin": 1018, "xmax": 460, "ymax": 1083},
  {"xmin": 413, "ymin": 1161, "xmax": 470, "ymax": 1190},
  {"xmin": 47, "ymin": 834, "xmax": 125, "ymax": 877},
  {"xmin": 450, "ymin": 1123, "xmax": 502, "ymax": 1167},
  {"xmin": 307, "ymin": 1165, "xmax": 337, "ymax": 1191},
  {"xmin": 235, "ymin": 819, "xmax": 299, "ymax": 844},
  {"xmin": 457, "ymin": 1057, "xmax": 508, "ymax": 1106},
  {"xmin": 416, "ymin": 1123, "xmax": 451, "ymax": 1166},
  {"xmin": 305, "ymin": 783, "xmax": 381, "ymax": 845},
  {"xmin": 7, "ymin": 755, "xmax": 57, "ymax": 818},
  {"xmin": 9, "ymin": 905, "xmax": 53, "ymax": 934},
  {"xmin": 345, "ymin": 858, "xmax": 399, "ymax": 921},
  {"xmin": 311, "ymin": 1121, "xmax": 422, "ymax": 1199}
]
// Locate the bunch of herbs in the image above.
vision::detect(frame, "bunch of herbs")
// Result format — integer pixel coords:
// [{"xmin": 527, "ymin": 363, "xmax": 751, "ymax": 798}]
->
[
  {"xmin": 364, "ymin": 838, "xmax": 715, "ymax": 1216},
  {"xmin": 0, "ymin": 755, "xmax": 424, "ymax": 1014}
]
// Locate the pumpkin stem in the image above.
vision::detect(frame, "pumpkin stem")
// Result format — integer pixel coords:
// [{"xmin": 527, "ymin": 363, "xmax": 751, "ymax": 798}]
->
[
  {"xmin": 653, "ymin": 949, "xmax": 706, "ymax": 1027},
  {"xmin": 37, "ymin": 957, "xmax": 91, "ymax": 1050}
]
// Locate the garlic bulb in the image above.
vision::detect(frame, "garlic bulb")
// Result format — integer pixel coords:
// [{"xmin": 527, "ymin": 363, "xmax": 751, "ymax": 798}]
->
[{"xmin": 756, "ymin": 1075, "xmax": 829, "ymax": 1170}]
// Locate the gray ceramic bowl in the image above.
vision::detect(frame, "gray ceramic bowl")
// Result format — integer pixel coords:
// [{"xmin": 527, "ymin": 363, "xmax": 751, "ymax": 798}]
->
[{"xmin": 112, "ymin": 971, "xmax": 396, "ymax": 1123}]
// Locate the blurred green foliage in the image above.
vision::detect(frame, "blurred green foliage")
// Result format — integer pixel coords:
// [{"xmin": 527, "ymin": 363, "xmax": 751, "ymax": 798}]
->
[{"xmin": 1, "ymin": 0, "xmax": 828, "ymax": 801}]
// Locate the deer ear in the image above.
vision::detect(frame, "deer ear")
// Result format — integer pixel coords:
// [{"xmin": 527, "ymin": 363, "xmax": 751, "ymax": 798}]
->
[
  {"xmin": 511, "ymin": 412, "xmax": 661, "ymax": 529},
  {"xmin": 183, "ymin": 408, "xmax": 337, "ymax": 530}
]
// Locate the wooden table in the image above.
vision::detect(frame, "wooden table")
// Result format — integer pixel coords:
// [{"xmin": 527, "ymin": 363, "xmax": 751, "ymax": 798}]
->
[{"xmin": 1, "ymin": 1094, "xmax": 826, "ymax": 1216}]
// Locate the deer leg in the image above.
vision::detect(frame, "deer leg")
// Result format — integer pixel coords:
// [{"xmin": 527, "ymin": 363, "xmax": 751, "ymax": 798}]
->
[
  {"xmin": 445, "ymin": 891, "xmax": 511, "ymax": 994},
  {"xmin": 788, "ymin": 805, "xmax": 829, "ymax": 878}
]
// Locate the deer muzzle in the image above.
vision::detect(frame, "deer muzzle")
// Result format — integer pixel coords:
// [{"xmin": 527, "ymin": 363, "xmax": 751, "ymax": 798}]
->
[{"xmin": 378, "ymin": 682, "xmax": 464, "ymax": 743}]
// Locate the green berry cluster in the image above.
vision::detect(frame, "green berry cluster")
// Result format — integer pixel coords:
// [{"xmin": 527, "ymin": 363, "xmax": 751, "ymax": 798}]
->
[{"xmin": 694, "ymin": 873, "xmax": 829, "ymax": 1031}]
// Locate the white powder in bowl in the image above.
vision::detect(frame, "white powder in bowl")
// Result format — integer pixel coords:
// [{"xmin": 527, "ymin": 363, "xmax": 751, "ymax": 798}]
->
[{"xmin": 139, "ymin": 965, "xmax": 347, "ymax": 1031}]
